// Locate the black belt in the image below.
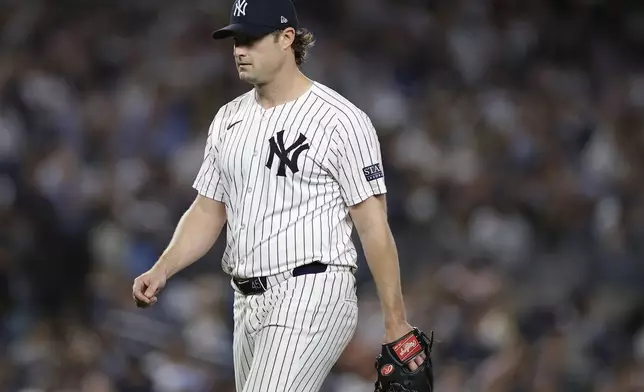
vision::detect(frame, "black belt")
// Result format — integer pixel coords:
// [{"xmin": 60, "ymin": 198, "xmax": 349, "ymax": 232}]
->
[{"xmin": 233, "ymin": 261, "xmax": 328, "ymax": 295}]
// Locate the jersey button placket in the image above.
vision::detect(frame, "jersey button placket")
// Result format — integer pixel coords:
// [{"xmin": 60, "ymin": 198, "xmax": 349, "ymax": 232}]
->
[{"xmin": 238, "ymin": 222, "xmax": 246, "ymax": 267}]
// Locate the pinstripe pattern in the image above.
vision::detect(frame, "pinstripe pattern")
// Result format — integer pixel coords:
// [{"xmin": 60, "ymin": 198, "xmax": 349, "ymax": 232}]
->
[
  {"xmin": 192, "ymin": 81, "xmax": 385, "ymax": 391},
  {"xmin": 233, "ymin": 270, "xmax": 358, "ymax": 392},
  {"xmin": 192, "ymin": 82, "xmax": 387, "ymax": 278}
]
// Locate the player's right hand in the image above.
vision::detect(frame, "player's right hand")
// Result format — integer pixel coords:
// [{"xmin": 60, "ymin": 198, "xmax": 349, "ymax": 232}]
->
[{"xmin": 132, "ymin": 267, "xmax": 167, "ymax": 308}]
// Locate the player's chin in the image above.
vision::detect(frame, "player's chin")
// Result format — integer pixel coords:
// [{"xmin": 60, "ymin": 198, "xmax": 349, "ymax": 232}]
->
[
  {"xmin": 239, "ymin": 71, "xmax": 263, "ymax": 84},
  {"xmin": 237, "ymin": 71, "xmax": 254, "ymax": 82}
]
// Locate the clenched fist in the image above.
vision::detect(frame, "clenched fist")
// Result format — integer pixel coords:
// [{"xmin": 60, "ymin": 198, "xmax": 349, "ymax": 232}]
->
[{"xmin": 132, "ymin": 267, "xmax": 167, "ymax": 308}]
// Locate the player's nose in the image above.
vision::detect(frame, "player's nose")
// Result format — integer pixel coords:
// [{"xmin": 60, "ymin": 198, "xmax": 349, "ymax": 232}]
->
[{"xmin": 233, "ymin": 44, "xmax": 247, "ymax": 58}]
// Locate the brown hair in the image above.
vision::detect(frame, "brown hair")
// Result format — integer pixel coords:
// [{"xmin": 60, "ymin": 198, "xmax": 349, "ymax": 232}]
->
[{"xmin": 273, "ymin": 28, "xmax": 316, "ymax": 66}]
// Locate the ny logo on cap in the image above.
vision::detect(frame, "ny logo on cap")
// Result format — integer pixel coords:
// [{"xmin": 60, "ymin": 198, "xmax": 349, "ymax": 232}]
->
[{"xmin": 233, "ymin": 0, "xmax": 248, "ymax": 17}]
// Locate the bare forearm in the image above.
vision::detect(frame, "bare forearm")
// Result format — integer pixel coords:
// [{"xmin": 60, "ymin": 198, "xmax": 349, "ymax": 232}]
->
[
  {"xmin": 358, "ymin": 211, "xmax": 406, "ymax": 328},
  {"xmin": 153, "ymin": 196, "xmax": 226, "ymax": 278}
]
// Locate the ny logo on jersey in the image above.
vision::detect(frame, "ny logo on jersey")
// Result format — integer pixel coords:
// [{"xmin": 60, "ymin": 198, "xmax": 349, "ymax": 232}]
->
[
  {"xmin": 233, "ymin": 0, "xmax": 248, "ymax": 17},
  {"xmin": 266, "ymin": 130, "xmax": 310, "ymax": 177}
]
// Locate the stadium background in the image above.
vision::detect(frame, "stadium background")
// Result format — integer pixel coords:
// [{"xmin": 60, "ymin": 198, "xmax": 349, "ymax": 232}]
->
[{"xmin": 2, "ymin": 0, "xmax": 644, "ymax": 391}]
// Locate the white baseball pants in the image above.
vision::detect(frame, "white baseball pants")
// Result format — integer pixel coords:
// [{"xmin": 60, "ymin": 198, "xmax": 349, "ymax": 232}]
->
[{"xmin": 232, "ymin": 269, "xmax": 359, "ymax": 392}]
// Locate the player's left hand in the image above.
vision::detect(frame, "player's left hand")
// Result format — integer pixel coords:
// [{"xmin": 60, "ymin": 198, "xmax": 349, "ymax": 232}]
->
[
  {"xmin": 384, "ymin": 322, "xmax": 426, "ymax": 371},
  {"xmin": 375, "ymin": 326, "xmax": 434, "ymax": 392}
]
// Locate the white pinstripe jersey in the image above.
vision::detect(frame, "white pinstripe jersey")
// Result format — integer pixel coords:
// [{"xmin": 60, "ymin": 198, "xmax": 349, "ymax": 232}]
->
[{"xmin": 193, "ymin": 81, "xmax": 386, "ymax": 278}]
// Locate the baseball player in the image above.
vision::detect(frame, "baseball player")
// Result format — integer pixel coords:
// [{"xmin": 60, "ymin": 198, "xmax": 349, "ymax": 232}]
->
[{"xmin": 132, "ymin": 0, "xmax": 433, "ymax": 391}]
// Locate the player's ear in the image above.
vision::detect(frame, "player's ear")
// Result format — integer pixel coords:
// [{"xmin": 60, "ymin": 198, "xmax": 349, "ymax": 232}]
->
[{"xmin": 279, "ymin": 27, "xmax": 295, "ymax": 50}]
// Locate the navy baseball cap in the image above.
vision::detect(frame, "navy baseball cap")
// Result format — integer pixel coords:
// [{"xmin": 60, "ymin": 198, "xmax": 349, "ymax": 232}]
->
[{"xmin": 212, "ymin": 0, "xmax": 299, "ymax": 40}]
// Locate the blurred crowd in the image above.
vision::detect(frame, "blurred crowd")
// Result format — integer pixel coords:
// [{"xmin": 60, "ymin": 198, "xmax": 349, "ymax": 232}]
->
[{"xmin": 2, "ymin": 0, "xmax": 644, "ymax": 391}]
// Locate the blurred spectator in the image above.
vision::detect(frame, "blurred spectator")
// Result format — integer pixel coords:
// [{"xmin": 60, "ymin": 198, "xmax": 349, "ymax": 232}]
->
[
  {"xmin": 3, "ymin": 0, "xmax": 644, "ymax": 391},
  {"xmin": 115, "ymin": 356, "xmax": 153, "ymax": 392}
]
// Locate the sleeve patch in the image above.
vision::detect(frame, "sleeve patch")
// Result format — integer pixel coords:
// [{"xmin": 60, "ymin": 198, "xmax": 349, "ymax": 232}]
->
[{"xmin": 362, "ymin": 163, "xmax": 383, "ymax": 181}]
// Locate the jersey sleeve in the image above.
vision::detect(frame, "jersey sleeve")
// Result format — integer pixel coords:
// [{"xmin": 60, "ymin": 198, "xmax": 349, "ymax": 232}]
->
[
  {"xmin": 329, "ymin": 111, "xmax": 387, "ymax": 206},
  {"xmin": 192, "ymin": 110, "xmax": 226, "ymax": 202}
]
